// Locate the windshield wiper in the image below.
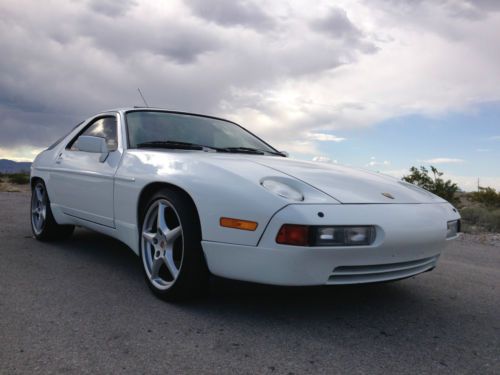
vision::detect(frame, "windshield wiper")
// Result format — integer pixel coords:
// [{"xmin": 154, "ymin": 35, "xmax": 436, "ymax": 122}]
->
[
  {"xmin": 219, "ymin": 147, "xmax": 266, "ymax": 155},
  {"xmin": 137, "ymin": 141, "xmax": 216, "ymax": 151},
  {"xmin": 221, "ymin": 147, "xmax": 287, "ymax": 156},
  {"xmin": 136, "ymin": 142, "xmax": 286, "ymax": 156}
]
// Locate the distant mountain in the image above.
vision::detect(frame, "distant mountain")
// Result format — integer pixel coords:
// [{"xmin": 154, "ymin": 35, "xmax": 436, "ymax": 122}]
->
[{"xmin": 0, "ymin": 159, "xmax": 32, "ymax": 173}]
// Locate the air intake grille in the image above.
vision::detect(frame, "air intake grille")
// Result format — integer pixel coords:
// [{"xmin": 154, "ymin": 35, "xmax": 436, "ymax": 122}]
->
[{"xmin": 327, "ymin": 256, "xmax": 439, "ymax": 284}]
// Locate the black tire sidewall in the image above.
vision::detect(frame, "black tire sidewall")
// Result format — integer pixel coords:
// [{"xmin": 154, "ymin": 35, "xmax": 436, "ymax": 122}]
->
[
  {"xmin": 139, "ymin": 188, "xmax": 208, "ymax": 300},
  {"xmin": 31, "ymin": 180, "xmax": 74, "ymax": 241}
]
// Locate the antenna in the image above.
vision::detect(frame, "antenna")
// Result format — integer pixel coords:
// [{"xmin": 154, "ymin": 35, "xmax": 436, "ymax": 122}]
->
[{"xmin": 137, "ymin": 88, "xmax": 149, "ymax": 107}]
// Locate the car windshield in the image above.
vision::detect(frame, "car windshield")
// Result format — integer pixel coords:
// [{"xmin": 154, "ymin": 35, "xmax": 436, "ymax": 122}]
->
[{"xmin": 126, "ymin": 111, "xmax": 278, "ymax": 154}]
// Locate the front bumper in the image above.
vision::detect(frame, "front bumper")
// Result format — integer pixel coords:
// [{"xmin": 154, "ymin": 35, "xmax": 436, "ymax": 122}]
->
[{"xmin": 202, "ymin": 203, "xmax": 460, "ymax": 286}]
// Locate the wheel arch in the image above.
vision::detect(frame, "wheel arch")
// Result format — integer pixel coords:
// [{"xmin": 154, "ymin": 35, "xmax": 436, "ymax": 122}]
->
[
  {"xmin": 137, "ymin": 182, "xmax": 202, "ymax": 233},
  {"xmin": 30, "ymin": 176, "xmax": 43, "ymax": 189}
]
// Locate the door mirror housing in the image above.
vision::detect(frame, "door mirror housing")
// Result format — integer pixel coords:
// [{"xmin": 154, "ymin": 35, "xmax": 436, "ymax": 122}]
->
[
  {"xmin": 280, "ymin": 151, "xmax": 289, "ymax": 157},
  {"xmin": 76, "ymin": 135, "xmax": 109, "ymax": 162}
]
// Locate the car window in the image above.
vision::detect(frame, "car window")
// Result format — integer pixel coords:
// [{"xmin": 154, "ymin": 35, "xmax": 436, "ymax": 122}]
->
[
  {"xmin": 126, "ymin": 111, "xmax": 277, "ymax": 153},
  {"xmin": 67, "ymin": 116, "xmax": 118, "ymax": 151},
  {"xmin": 47, "ymin": 121, "xmax": 84, "ymax": 150}
]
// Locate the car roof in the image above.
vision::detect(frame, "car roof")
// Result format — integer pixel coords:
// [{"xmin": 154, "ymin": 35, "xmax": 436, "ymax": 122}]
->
[{"xmin": 97, "ymin": 107, "xmax": 237, "ymax": 124}]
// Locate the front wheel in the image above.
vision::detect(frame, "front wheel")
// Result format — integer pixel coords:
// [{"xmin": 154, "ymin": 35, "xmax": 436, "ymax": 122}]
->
[
  {"xmin": 140, "ymin": 188, "xmax": 208, "ymax": 301},
  {"xmin": 31, "ymin": 181, "xmax": 74, "ymax": 241}
]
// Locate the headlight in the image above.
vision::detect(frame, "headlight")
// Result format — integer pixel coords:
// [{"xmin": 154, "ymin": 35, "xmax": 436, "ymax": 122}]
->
[
  {"xmin": 261, "ymin": 179, "xmax": 304, "ymax": 201},
  {"xmin": 447, "ymin": 220, "xmax": 460, "ymax": 239}
]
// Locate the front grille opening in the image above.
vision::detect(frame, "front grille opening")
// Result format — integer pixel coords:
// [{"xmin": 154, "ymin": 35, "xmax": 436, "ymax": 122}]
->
[{"xmin": 327, "ymin": 256, "xmax": 439, "ymax": 284}]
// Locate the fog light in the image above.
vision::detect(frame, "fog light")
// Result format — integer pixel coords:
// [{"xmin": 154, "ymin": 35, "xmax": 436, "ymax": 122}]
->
[
  {"xmin": 314, "ymin": 226, "xmax": 375, "ymax": 246},
  {"xmin": 447, "ymin": 220, "xmax": 460, "ymax": 238},
  {"xmin": 315, "ymin": 227, "xmax": 346, "ymax": 246},
  {"xmin": 345, "ymin": 227, "xmax": 371, "ymax": 244},
  {"xmin": 276, "ymin": 225, "xmax": 376, "ymax": 246}
]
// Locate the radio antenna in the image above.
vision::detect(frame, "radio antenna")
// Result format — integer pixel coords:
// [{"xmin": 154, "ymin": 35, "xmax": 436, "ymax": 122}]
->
[{"xmin": 137, "ymin": 88, "xmax": 150, "ymax": 107}]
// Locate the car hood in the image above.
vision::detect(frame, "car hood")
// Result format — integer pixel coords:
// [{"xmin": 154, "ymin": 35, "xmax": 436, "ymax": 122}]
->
[{"xmin": 253, "ymin": 158, "xmax": 446, "ymax": 204}]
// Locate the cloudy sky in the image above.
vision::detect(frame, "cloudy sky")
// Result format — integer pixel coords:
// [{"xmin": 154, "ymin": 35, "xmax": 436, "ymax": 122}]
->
[{"xmin": 1, "ymin": 0, "xmax": 499, "ymax": 190}]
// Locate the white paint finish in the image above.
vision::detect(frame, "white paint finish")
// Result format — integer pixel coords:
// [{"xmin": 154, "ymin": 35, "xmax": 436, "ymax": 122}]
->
[
  {"xmin": 48, "ymin": 113, "xmax": 123, "ymax": 228},
  {"xmin": 30, "ymin": 108, "xmax": 462, "ymax": 286},
  {"xmin": 76, "ymin": 136, "xmax": 109, "ymax": 154},
  {"xmin": 113, "ymin": 150, "xmax": 337, "ymax": 249},
  {"xmin": 49, "ymin": 151, "xmax": 121, "ymax": 227},
  {"xmin": 254, "ymin": 158, "xmax": 446, "ymax": 204},
  {"xmin": 203, "ymin": 203, "xmax": 459, "ymax": 285}
]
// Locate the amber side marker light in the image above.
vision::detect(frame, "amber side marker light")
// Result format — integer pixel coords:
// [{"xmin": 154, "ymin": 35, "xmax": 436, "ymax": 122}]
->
[{"xmin": 220, "ymin": 217, "xmax": 258, "ymax": 231}]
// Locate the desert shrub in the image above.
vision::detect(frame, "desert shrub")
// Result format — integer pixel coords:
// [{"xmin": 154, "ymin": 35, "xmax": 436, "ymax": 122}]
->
[
  {"xmin": 7, "ymin": 173, "xmax": 30, "ymax": 185},
  {"xmin": 461, "ymin": 206, "xmax": 500, "ymax": 232},
  {"xmin": 469, "ymin": 187, "xmax": 500, "ymax": 208},
  {"xmin": 402, "ymin": 166, "xmax": 459, "ymax": 204}
]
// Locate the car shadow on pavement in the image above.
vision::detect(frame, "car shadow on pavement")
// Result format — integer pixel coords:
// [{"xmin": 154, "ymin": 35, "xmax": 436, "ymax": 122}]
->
[
  {"xmin": 47, "ymin": 227, "xmax": 143, "ymax": 278},
  {"xmin": 59, "ymin": 227, "xmax": 438, "ymax": 325}
]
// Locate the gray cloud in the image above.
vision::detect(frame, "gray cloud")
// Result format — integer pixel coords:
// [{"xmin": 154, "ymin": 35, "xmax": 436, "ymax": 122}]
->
[
  {"xmin": 310, "ymin": 7, "xmax": 377, "ymax": 54},
  {"xmin": 0, "ymin": 0, "xmax": 498, "ymax": 157},
  {"xmin": 76, "ymin": 16, "xmax": 221, "ymax": 63},
  {"xmin": 374, "ymin": 0, "xmax": 500, "ymax": 22},
  {"xmin": 184, "ymin": 0, "xmax": 275, "ymax": 30},
  {"xmin": 311, "ymin": 7, "xmax": 362, "ymax": 40},
  {"xmin": 0, "ymin": 105, "xmax": 82, "ymax": 148},
  {"xmin": 0, "ymin": 0, "xmax": 379, "ymax": 150},
  {"xmin": 88, "ymin": 0, "xmax": 138, "ymax": 18}
]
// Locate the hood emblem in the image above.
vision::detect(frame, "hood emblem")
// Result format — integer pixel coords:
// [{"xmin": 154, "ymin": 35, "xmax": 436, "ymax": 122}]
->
[{"xmin": 382, "ymin": 192, "xmax": 395, "ymax": 199}]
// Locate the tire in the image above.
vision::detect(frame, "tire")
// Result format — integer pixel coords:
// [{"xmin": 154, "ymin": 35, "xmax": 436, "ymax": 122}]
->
[
  {"xmin": 31, "ymin": 180, "xmax": 75, "ymax": 241},
  {"xmin": 139, "ymin": 188, "xmax": 209, "ymax": 301}
]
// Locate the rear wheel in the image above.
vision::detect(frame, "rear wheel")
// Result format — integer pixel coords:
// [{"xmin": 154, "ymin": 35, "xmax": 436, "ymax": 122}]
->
[
  {"xmin": 31, "ymin": 181, "xmax": 74, "ymax": 241},
  {"xmin": 140, "ymin": 188, "xmax": 208, "ymax": 300}
]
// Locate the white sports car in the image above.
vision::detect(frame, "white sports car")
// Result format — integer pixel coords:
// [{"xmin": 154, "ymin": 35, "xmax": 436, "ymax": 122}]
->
[{"xmin": 30, "ymin": 108, "xmax": 461, "ymax": 300}]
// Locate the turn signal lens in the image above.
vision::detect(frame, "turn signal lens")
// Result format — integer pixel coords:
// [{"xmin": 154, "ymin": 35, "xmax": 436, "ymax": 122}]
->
[
  {"xmin": 220, "ymin": 217, "xmax": 258, "ymax": 231},
  {"xmin": 276, "ymin": 225, "xmax": 310, "ymax": 246}
]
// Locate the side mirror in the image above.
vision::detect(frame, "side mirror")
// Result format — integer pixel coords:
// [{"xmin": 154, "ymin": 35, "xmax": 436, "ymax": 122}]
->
[
  {"xmin": 76, "ymin": 135, "xmax": 109, "ymax": 162},
  {"xmin": 280, "ymin": 151, "xmax": 289, "ymax": 157}
]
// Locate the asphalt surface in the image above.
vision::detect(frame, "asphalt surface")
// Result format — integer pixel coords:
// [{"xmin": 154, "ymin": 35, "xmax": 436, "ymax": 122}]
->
[{"xmin": 0, "ymin": 192, "xmax": 499, "ymax": 375}]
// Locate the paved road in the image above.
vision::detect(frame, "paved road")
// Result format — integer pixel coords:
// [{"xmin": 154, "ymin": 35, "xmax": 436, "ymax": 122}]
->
[{"xmin": 0, "ymin": 192, "xmax": 499, "ymax": 374}]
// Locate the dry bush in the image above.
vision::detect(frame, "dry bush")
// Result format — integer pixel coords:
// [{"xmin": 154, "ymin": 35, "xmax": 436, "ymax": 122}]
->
[
  {"xmin": 461, "ymin": 206, "xmax": 500, "ymax": 233},
  {"xmin": 7, "ymin": 173, "xmax": 30, "ymax": 185}
]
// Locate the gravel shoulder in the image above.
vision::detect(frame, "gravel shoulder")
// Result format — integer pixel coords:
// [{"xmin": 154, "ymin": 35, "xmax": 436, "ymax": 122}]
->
[{"xmin": 0, "ymin": 192, "xmax": 499, "ymax": 374}]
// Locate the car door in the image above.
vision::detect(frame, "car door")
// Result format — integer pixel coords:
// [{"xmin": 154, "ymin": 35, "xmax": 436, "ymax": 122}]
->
[{"xmin": 50, "ymin": 114, "xmax": 122, "ymax": 228}]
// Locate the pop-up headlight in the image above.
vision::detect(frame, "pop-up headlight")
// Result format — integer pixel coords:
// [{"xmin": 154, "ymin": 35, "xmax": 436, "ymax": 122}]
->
[{"xmin": 261, "ymin": 179, "xmax": 304, "ymax": 201}]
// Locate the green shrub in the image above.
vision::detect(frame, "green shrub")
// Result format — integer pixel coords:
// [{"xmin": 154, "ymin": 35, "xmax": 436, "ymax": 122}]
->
[
  {"xmin": 469, "ymin": 187, "xmax": 500, "ymax": 208},
  {"xmin": 7, "ymin": 173, "xmax": 30, "ymax": 185},
  {"xmin": 460, "ymin": 206, "xmax": 500, "ymax": 232},
  {"xmin": 402, "ymin": 166, "xmax": 459, "ymax": 204}
]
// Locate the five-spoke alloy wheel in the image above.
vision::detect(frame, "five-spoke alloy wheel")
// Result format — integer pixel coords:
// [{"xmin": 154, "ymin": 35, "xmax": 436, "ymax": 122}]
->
[
  {"xmin": 30, "ymin": 180, "xmax": 74, "ymax": 241},
  {"xmin": 142, "ymin": 199, "xmax": 184, "ymax": 290},
  {"xmin": 140, "ymin": 188, "xmax": 208, "ymax": 300},
  {"xmin": 31, "ymin": 183, "xmax": 47, "ymax": 236}
]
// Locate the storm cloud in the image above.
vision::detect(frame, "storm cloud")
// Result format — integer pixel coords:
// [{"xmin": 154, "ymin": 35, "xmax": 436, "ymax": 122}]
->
[{"xmin": 0, "ymin": 0, "xmax": 500, "ymax": 157}]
